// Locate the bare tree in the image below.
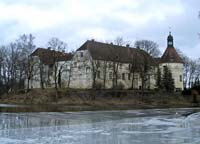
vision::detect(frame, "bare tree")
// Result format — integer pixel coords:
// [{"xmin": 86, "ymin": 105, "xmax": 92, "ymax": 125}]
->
[
  {"xmin": 110, "ymin": 47, "xmax": 121, "ymax": 88},
  {"xmin": 25, "ymin": 56, "xmax": 36, "ymax": 91},
  {"xmin": 102, "ymin": 60, "xmax": 108, "ymax": 89},
  {"xmin": 91, "ymin": 60, "xmax": 100, "ymax": 89},
  {"xmin": 183, "ymin": 59, "xmax": 190, "ymax": 88},
  {"xmin": 47, "ymin": 37, "xmax": 67, "ymax": 101},
  {"xmin": 16, "ymin": 34, "xmax": 36, "ymax": 90},
  {"xmin": 0, "ymin": 46, "xmax": 7, "ymax": 93},
  {"xmin": 134, "ymin": 40, "xmax": 160, "ymax": 57},
  {"xmin": 177, "ymin": 48, "xmax": 200, "ymax": 89},
  {"xmin": 67, "ymin": 61, "xmax": 73, "ymax": 88},
  {"xmin": 134, "ymin": 40, "xmax": 160, "ymax": 94},
  {"xmin": 194, "ymin": 59, "xmax": 200, "ymax": 85},
  {"xmin": 0, "ymin": 34, "xmax": 36, "ymax": 94},
  {"xmin": 137, "ymin": 50, "xmax": 153, "ymax": 94},
  {"xmin": 0, "ymin": 47, "xmax": 10, "ymax": 91},
  {"xmin": 177, "ymin": 49, "xmax": 190, "ymax": 89},
  {"xmin": 110, "ymin": 37, "xmax": 128, "ymax": 89},
  {"xmin": 47, "ymin": 37, "xmax": 67, "ymax": 89},
  {"xmin": 114, "ymin": 36, "xmax": 128, "ymax": 46},
  {"xmin": 39, "ymin": 60, "xmax": 45, "ymax": 89},
  {"xmin": 0, "ymin": 47, "xmax": 6, "ymax": 83},
  {"xmin": 129, "ymin": 50, "xmax": 140, "ymax": 89},
  {"xmin": 8, "ymin": 43, "xmax": 19, "ymax": 91},
  {"xmin": 66, "ymin": 50, "xmax": 75, "ymax": 88}
]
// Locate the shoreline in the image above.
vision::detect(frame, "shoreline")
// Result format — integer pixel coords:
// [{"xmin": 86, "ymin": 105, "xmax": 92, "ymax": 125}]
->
[
  {"xmin": 0, "ymin": 102, "xmax": 198, "ymax": 113},
  {"xmin": 0, "ymin": 89, "xmax": 199, "ymax": 112}
]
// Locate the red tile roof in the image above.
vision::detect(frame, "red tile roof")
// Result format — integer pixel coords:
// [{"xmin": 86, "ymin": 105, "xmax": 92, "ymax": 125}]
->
[
  {"xmin": 31, "ymin": 48, "xmax": 73, "ymax": 65},
  {"xmin": 77, "ymin": 40, "xmax": 155, "ymax": 64},
  {"xmin": 160, "ymin": 47, "xmax": 183, "ymax": 63}
]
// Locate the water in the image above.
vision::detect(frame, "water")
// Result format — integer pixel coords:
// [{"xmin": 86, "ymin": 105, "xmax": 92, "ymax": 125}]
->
[{"xmin": 0, "ymin": 106, "xmax": 200, "ymax": 144}]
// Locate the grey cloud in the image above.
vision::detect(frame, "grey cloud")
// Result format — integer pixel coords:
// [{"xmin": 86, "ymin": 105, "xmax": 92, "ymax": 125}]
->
[{"xmin": 0, "ymin": 0, "xmax": 199, "ymax": 59}]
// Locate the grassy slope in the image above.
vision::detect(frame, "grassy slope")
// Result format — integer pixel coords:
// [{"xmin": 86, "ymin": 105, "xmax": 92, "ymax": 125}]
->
[{"xmin": 0, "ymin": 88, "xmax": 196, "ymax": 110}]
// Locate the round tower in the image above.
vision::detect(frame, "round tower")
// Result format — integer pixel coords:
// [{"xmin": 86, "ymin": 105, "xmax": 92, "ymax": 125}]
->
[{"xmin": 159, "ymin": 32, "xmax": 184, "ymax": 91}]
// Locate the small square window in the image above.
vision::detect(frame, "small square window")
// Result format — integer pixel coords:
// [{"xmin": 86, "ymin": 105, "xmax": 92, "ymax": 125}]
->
[
  {"xmin": 120, "ymin": 63, "xmax": 123, "ymax": 69},
  {"xmin": 122, "ymin": 73, "xmax": 125, "ymax": 80},
  {"xmin": 74, "ymin": 62, "xmax": 77, "ymax": 67},
  {"xmin": 128, "ymin": 64, "xmax": 131, "ymax": 70},
  {"xmin": 109, "ymin": 62, "xmax": 112, "ymax": 68},
  {"xmin": 128, "ymin": 73, "xmax": 131, "ymax": 80},
  {"xmin": 86, "ymin": 67, "xmax": 90, "ymax": 73},
  {"xmin": 109, "ymin": 72, "xmax": 112, "ymax": 79},
  {"xmin": 97, "ymin": 61, "xmax": 100, "ymax": 67},
  {"xmin": 97, "ymin": 71, "xmax": 101, "ymax": 79},
  {"xmin": 49, "ymin": 64, "xmax": 53, "ymax": 68}
]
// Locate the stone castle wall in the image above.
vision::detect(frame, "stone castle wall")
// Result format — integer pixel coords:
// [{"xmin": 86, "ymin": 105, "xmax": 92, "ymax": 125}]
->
[{"xmin": 159, "ymin": 63, "xmax": 184, "ymax": 90}]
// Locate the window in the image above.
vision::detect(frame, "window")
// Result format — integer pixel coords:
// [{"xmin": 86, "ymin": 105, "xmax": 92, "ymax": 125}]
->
[
  {"xmin": 97, "ymin": 61, "xmax": 100, "ymax": 67},
  {"xmin": 97, "ymin": 71, "xmax": 101, "ymax": 79},
  {"xmin": 109, "ymin": 62, "xmax": 112, "ymax": 68},
  {"xmin": 80, "ymin": 52, "xmax": 83, "ymax": 57},
  {"xmin": 120, "ymin": 63, "xmax": 123, "ymax": 69},
  {"xmin": 86, "ymin": 67, "xmax": 90, "ymax": 73},
  {"xmin": 122, "ymin": 73, "xmax": 125, "ymax": 80},
  {"xmin": 128, "ymin": 64, "xmax": 131, "ymax": 70},
  {"xmin": 128, "ymin": 73, "xmax": 131, "ymax": 80},
  {"xmin": 74, "ymin": 62, "xmax": 77, "ymax": 67},
  {"xmin": 109, "ymin": 72, "xmax": 112, "ymax": 79},
  {"xmin": 49, "ymin": 64, "xmax": 54, "ymax": 68},
  {"xmin": 163, "ymin": 66, "xmax": 166, "ymax": 72},
  {"xmin": 180, "ymin": 75, "xmax": 182, "ymax": 82}
]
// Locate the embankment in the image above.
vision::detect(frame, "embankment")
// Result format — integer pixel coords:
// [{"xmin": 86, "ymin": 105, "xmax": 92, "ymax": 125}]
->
[{"xmin": 0, "ymin": 89, "xmax": 198, "ymax": 110}]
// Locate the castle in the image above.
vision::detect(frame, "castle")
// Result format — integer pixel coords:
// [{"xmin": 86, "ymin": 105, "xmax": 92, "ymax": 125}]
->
[{"xmin": 27, "ymin": 33, "xmax": 183, "ymax": 91}]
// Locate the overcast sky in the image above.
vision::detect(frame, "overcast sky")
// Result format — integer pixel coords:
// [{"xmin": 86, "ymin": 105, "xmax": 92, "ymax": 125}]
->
[{"xmin": 0, "ymin": 0, "xmax": 199, "ymax": 58}]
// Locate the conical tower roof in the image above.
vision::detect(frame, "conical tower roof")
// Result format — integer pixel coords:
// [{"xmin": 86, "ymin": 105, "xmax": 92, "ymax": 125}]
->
[
  {"xmin": 160, "ymin": 32, "xmax": 183, "ymax": 63},
  {"xmin": 160, "ymin": 47, "xmax": 183, "ymax": 63}
]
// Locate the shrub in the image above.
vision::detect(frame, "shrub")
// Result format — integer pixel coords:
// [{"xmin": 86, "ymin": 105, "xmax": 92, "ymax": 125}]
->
[
  {"xmin": 116, "ymin": 82, "xmax": 125, "ymax": 90},
  {"xmin": 94, "ymin": 82, "xmax": 102, "ymax": 90}
]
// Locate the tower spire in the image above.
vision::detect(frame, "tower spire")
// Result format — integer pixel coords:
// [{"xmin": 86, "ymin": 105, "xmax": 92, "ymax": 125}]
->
[
  {"xmin": 167, "ymin": 30, "xmax": 173, "ymax": 47},
  {"xmin": 169, "ymin": 27, "xmax": 171, "ymax": 35}
]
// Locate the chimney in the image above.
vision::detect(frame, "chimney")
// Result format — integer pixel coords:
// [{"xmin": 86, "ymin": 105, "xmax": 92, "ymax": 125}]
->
[
  {"xmin": 91, "ymin": 39, "xmax": 95, "ymax": 42},
  {"xmin": 110, "ymin": 42, "xmax": 113, "ymax": 45},
  {"xmin": 47, "ymin": 47, "xmax": 51, "ymax": 50},
  {"xmin": 126, "ymin": 44, "xmax": 130, "ymax": 47}
]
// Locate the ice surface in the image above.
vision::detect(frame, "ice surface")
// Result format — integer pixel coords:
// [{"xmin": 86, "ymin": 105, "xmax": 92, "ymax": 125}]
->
[{"xmin": 0, "ymin": 108, "xmax": 200, "ymax": 144}]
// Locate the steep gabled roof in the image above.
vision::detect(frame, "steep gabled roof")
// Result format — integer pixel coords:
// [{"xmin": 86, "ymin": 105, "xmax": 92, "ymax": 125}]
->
[
  {"xmin": 160, "ymin": 47, "xmax": 183, "ymax": 63},
  {"xmin": 77, "ymin": 40, "xmax": 155, "ymax": 64},
  {"xmin": 31, "ymin": 48, "xmax": 73, "ymax": 65}
]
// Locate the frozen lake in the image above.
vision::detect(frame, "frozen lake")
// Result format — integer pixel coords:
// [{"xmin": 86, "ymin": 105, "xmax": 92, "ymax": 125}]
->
[{"xmin": 0, "ymin": 108, "xmax": 200, "ymax": 144}]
